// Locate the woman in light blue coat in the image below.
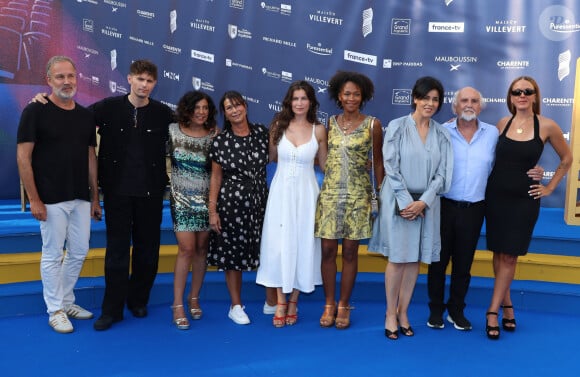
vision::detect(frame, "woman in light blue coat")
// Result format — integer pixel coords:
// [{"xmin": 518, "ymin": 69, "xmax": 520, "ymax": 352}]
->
[{"xmin": 369, "ymin": 76, "xmax": 453, "ymax": 340}]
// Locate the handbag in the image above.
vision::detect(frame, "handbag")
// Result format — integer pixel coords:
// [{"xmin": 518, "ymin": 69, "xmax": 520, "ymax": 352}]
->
[
  {"xmin": 370, "ymin": 117, "xmax": 379, "ymax": 218},
  {"xmin": 371, "ymin": 191, "xmax": 379, "ymax": 218},
  {"xmin": 395, "ymin": 193, "xmax": 422, "ymax": 216}
]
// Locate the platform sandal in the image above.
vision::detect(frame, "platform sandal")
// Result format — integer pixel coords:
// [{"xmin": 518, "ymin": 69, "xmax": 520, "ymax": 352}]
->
[
  {"xmin": 188, "ymin": 297, "xmax": 203, "ymax": 320},
  {"xmin": 501, "ymin": 305, "xmax": 516, "ymax": 332},
  {"xmin": 171, "ymin": 305, "xmax": 190, "ymax": 330},
  {"xmin": 486, "ymin": 311, "xmax": 500, "ymax": 340},
  {"xmin": 335, "ymin": 305, "xmax": 354, "ymax": 330},
  {"xmin": 320, "ymin": 303, "xmax": 336, "ymax": 328}
]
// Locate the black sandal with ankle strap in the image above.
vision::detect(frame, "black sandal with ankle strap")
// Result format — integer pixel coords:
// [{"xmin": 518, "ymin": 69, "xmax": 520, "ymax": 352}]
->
[
  {"xmin": 486, "ymin": 312, "xmax": 500, "ymax": 340},
  {"xmin": 501, "ymin": 305, "xmax": 516, "ymax": 332}
]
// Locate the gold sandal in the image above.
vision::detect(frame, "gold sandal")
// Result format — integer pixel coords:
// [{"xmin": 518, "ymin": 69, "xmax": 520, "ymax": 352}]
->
[
  {"xmin": 171, "ymin": 305, "xmax": 190, "ymax": 330},
  {"xmin": 189, "ymin": 297, "xmax": 203, "ymax": 320},
  {"xmin": 335, "ymin": 305, "xmax": 354, "ymax": 330},
  {"xmin": 319, "ymin": 303, "xmax": 336, "ymax": 328}
]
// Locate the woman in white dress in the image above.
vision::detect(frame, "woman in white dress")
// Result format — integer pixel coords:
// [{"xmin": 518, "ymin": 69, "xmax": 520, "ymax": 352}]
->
[{"xmin": 256, "ymin": 81, "xmax": 328, "ymax": 327}]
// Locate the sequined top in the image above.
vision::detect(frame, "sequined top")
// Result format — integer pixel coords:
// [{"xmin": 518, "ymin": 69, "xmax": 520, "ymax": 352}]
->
[{"xmin": 168, "ymin": 123, "xmax": 213, "ymax": 232}]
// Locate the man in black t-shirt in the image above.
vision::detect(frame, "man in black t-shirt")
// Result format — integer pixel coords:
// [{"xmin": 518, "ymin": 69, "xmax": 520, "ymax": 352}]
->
[
  {"xmin": 90, "ymin": 60, "xmax": 173, "ymax": 331},
  {"xmin": 33, "ymin": 60, "xmax": 173, "ymax": 331},
  {"xmin": 17, "ymin": 56, "xmax": 101, "ymax": 334}
]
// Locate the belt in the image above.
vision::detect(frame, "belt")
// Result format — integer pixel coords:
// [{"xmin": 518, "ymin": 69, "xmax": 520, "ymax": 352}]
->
[{"xmin": 442, "ymin": 197, "xmax": 484, "ymax": 208}]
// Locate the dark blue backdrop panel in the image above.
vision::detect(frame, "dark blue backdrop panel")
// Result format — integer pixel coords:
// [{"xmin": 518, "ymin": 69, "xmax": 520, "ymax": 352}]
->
[{"xmin": 0, "ymin": 0, "xmax": 577, "ymax": 206}]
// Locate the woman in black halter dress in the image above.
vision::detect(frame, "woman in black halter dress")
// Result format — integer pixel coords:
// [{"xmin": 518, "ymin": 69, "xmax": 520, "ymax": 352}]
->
[
  {"xmin": 485, "ymin": 114, "xmax": 544, "ymax": 254},
  {"xmin": 484, "ymin": 76, "xmax": 572, "ymax": 340}
]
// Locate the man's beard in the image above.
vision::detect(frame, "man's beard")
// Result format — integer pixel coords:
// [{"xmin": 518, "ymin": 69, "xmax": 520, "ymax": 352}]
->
[
  {"xmin": 460, "ymin": 111, "xmax": 476, "ymax": 121},
  {"xmin": 55, "ymin": 87, "xmax": 77, "ymax": 100}
]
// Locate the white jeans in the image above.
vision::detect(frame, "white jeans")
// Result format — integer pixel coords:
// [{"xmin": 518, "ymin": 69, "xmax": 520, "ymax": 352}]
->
[{"xmin": 39, "ymin": 199, "xmax": 91, "ymax": 315}]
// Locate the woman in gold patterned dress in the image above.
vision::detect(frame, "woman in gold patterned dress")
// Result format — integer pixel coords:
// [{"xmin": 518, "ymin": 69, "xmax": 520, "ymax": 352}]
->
[{"xmin": 315, "ymin": 71, "xmax": 384, "ymax": 329}]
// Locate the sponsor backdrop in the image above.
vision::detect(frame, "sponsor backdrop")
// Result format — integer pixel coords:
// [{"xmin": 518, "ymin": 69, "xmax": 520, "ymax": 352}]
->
[{"xmin": 0, "ymin": 0, "xmax": 578, "ymax": 207}]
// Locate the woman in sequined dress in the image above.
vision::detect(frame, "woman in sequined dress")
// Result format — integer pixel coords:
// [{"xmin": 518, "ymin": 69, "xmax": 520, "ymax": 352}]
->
[{"xmin": 169, "ymin": 91, "xmax": 218, "ymax": 330}]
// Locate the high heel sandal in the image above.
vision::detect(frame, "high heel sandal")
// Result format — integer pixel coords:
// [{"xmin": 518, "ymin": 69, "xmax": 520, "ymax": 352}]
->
[
  {"xmin": 188, "ymin": 297, "xmax": 203, "ymax": 320},
  {"xmin": 385, "ymin": 328, "xmax": 399, "ymax": 340},
  {"xmin": 273, "ymin": 303, "xmax": 287, "ymax": 328},
  {"xmin": 385, "ymin": 314, "xmax": 399, "ymax": 340},
  {"xmin": 286, "ymin": 300, "xmax": 298, "ymax": 326},
  {"xmin": 171, "ymin": 305, "xmax": 190, "ymax": 330},
  {"xmin": 485, "ymin": 311, "xmax": 500, "ymax": 340},
  {"xmin": 319, "ymin": 303, "xmax": 336, "ymax": 328},
  {"xmin": 398, "ymin": 322, "xmax": 414, "ymax": 337},
  {"xmin": 335, "ymin": 305, "xmax": 354, "ymax": 330},
  {"xmin": 396, "ymin": 315, "xmax": 414, "ymax": 336},
  {"xmin": 501, "ymin": 305, "xmax": 516, "ymax": 332}
]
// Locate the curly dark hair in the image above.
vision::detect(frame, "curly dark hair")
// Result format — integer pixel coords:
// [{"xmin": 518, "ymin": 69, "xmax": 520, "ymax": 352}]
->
[
  {"xmin": 411, "ymin": 76, "xmax": 444, "ymax": 114},
  {"xmin": 174, "ymin": 91, "xmax": 217, "ymax": 130},
  {"xmin": 270, "ymin": 81, "xmax": 320, "ymax": 145},
  {"xmin": 328, "ymin": 71, "xmax": 374, "ymax": 109}
]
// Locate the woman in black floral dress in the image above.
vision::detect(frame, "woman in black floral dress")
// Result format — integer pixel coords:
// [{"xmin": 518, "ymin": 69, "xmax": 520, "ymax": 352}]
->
[{"xmin": 208, "ymin": 91, "xmax": 269, "ymax": 325}]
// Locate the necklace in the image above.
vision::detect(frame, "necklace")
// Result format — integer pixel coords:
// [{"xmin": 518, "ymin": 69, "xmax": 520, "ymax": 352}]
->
[
  {"xmin": 340, "ymin": 114, "xmax": 355, "ymax": 131},
  {"xmin": 515, "ymin": 117, "xmax": 531, "ymax": 134}
]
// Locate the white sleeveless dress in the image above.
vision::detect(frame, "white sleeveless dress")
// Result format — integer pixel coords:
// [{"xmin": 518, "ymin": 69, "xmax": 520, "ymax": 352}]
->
[{"xmin": 256, "ymin": 125, "xmax": 322, "ymax": 293}]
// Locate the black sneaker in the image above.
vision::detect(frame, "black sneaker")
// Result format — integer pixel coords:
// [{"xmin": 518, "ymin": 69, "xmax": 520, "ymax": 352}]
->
[
  {"xmin": 427, "ymin": 313, "xmax": 445, "ymax": 329},
  {"xmin": 446, "ymin": 313, "xmax": 472, "ymax": 331}
]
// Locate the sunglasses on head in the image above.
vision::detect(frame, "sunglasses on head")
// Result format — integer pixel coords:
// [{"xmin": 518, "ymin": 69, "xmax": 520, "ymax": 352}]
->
[{"xmin": 510, "ymin": 88, "xmax": 536, "ymax": 96}]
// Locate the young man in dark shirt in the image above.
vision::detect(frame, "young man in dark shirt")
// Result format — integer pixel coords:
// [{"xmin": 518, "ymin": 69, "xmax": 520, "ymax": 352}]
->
[{"xmin": 91, "ymin": 60, "xmax": 174, "ymax": 330}]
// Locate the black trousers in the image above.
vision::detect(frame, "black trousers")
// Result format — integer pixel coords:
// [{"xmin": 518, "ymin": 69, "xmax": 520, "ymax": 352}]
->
[
  {"xmin": 100, "ymin": 193, "xmax": 164, "ymax": 317},
  {"xmin": 427, "ymin": 198, "xmax": 485, "ymax": 316}
]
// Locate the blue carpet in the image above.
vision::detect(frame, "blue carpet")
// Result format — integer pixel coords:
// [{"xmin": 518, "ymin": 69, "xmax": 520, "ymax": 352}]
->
[
  {"xmin": 1, "ymin": 200, "xmax": 580, "ymax": 376},
  {"xmin": 1, "ymin": 299, "xmax": 579, "ymax": 377}
]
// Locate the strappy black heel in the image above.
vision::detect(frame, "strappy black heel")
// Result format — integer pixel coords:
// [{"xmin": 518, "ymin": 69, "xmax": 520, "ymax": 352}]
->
[
  {"xmin": 501, "ymin": 305, "xmax": 516, "ymax": 332},
  {"xmin": 485, "ymin": 312, "xmax": 500, "ymax": 340}
]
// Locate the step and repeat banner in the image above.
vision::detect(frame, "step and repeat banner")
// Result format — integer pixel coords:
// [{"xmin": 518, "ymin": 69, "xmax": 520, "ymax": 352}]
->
[{"xmin": 0, "ymin": 0, "xmax": 578, "ymax": 207}]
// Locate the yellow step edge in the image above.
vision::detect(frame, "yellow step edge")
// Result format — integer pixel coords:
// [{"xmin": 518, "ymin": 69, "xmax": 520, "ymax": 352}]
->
[{"xmin": 1, "ymin": 245, "xmax": 579, "ymax": 285}]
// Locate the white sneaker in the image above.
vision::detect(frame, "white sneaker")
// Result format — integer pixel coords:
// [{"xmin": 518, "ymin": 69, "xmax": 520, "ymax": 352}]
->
[
  {"xmin": 49, "ymin": 310, "xmax": 74, "ymax": 333},
  {"xmin": 262, "ymin": 301, "xmax": 276, "ymax": 315},
  {"xmin": 66, "ymin": 304, "xmax": 94, "ymax": 320},
  {"xmin": 228, "ymin": 305, "xmax": 250, "ymax": 325}
]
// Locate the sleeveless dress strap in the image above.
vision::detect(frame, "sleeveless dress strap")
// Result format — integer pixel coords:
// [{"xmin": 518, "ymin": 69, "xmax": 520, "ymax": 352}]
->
[
  {"xmin": 502, "ymin": 115, "xmax": 515, "ymax": 136},
  {"xmin": 533, "ymin": 114, "xmax": 541, "ymax": 142}
]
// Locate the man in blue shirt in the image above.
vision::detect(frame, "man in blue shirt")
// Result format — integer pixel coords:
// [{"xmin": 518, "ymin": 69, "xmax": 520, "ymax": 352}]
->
[{"xmin": 426, "ymin": 86, "xmax": 543, "ymax": 331}]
